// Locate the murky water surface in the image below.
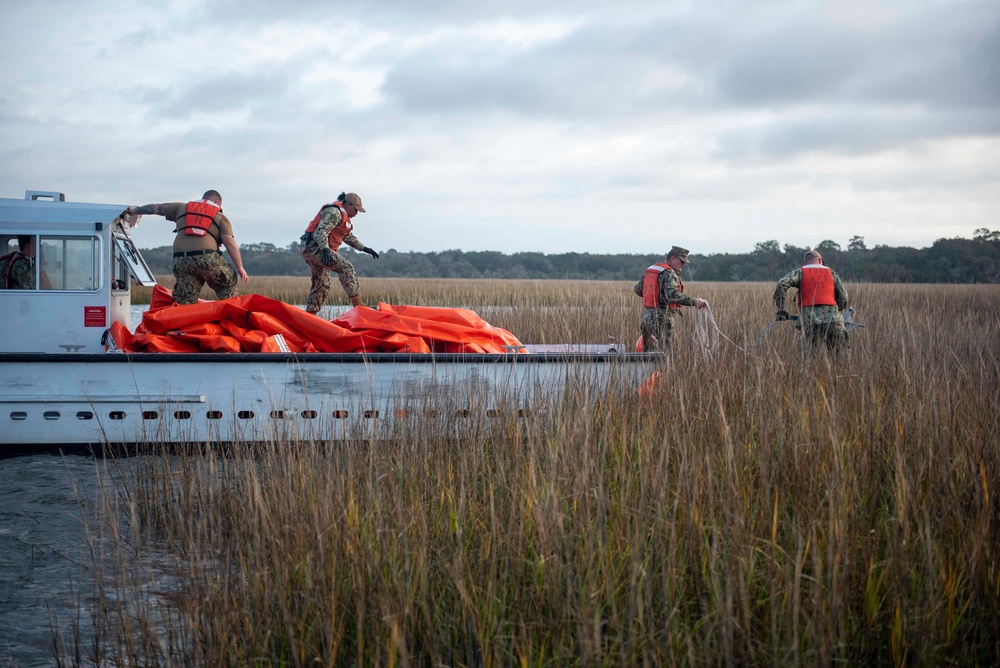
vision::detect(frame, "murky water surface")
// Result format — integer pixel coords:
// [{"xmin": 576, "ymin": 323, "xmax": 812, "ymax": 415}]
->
[{"xmin": 0, "ymin": 453, "xmax": 109, "ymax": 666}]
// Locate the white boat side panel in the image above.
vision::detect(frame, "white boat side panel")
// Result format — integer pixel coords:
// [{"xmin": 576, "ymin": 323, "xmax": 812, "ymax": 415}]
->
[{"xmin": 1, "ymin": 356, "xmax": 651, "ymax": 447}]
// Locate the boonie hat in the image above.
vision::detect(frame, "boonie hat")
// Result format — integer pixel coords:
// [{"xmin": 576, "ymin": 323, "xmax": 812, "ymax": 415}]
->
[
  {"xmin": 343, "ymin": 192, "xmax": 365, "ymax": 213},
  {"xmin": 669, "ymin": 246, "xmax": 691, "ymax": 264}
]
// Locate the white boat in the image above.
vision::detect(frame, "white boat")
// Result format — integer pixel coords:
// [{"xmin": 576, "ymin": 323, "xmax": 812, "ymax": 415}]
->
[{"xmin": 1, "ymin": 190, "xmax": 650, "ymax": 451}]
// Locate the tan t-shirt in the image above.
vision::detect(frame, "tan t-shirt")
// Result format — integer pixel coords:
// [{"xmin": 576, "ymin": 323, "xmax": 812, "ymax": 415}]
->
[{"xmin": 161, "ymin": 202, "xmax": 236, "ymax": 253}]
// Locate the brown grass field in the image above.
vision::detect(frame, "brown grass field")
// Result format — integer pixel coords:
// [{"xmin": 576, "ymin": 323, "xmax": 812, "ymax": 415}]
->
[{"xmin": 76, "ymin": 278, "xmax": 999, "ymax": 666}]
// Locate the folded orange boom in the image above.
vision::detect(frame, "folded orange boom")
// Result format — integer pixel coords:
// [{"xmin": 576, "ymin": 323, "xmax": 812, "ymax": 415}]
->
[{"xmin": 107, "ymin": 285, "xmax": 523, "ymax": 354}]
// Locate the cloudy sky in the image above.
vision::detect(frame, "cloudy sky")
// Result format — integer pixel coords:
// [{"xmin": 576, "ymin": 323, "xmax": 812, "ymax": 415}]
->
[{"xmin": 1, "ymin": 0, "xmax": 997, "ymax": 255}]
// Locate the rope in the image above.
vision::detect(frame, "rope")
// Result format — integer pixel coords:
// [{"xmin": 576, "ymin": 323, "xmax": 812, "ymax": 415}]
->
[
  {"xmin": 696, "ymin": 306, "xmax": 860, "ymax": 357},
  {"xmin": 694, "ymin": 303, "xmax": 752, "ymax": 359},
  {"xmin": 692, "ymin": 304, "xmax": 718, "ymax": 361}
]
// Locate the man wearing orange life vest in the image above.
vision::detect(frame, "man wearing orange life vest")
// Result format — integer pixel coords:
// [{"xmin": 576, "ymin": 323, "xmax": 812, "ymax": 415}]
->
[
  {"xmin": 126, "ymin": 190, "xmax": 249, "ymax": 304},
  {"xmin": 773, "ymin": 249, "xmax": 849, "ymax": 352},
  {"xmin": 299, "ymin": 192, "xmax": 379, "ymax": 314},
  {"xmin": 632, "ymin": 246, "xmax": 708, "ymax": 352}
]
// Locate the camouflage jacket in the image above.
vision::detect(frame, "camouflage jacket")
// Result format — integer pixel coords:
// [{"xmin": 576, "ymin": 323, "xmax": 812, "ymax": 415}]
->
[
  {"xmin": 773, "ymin": 267, "xmax": 848, "ymax": 325},
  {"xmin": 633, "ymin": 266, "xmax": 696, "ymax": 313},
  {"xmin": 304, "ymin": 206, "xmax": 366, "ymax": 254},
  {"xmin": 0, "ymin": 252, "xmax": 35, "ymax": 290}
]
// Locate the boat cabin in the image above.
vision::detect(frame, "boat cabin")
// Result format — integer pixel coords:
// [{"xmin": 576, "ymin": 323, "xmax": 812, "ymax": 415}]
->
[{"xmin": 0, "ymin": 190, "xmax": 155, "ymax": 353}]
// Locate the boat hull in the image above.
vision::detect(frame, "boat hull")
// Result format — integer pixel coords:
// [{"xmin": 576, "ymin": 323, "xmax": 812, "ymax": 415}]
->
[{"xmin": 1, "ymin": 352, "xmax": 653, "ymax": 450}]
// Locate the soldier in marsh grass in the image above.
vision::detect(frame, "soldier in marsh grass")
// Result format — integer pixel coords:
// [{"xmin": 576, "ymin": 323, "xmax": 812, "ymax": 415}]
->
[
  {"xmin": 773, "ymin": 249, "xmax": 850, "ymax": 353},
  {"xmin": 633, "ymin": 245, "xmax": 708, "ymax": 352},
  {"xmin": 126, "ymin": 190, "xmax": 249, "ymax": 304},
  {"xmin": 1, "ymin": 235, "xmax": 36, "ymax": 289},
  {"xmin": 299, "ymin": 192, "xmax": 379, "ymax": 313}
]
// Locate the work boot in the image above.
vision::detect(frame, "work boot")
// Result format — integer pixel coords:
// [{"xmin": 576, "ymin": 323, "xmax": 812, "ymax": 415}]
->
[{"xmin": 349, "ymin": 294, "xmax": 363, "ymax": 307}]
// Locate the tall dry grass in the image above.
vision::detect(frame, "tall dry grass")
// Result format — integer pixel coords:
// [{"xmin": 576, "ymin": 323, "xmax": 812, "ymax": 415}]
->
[{"xmin": 74, "ymin": 280, "xmax": 1000, "ymax": 666}]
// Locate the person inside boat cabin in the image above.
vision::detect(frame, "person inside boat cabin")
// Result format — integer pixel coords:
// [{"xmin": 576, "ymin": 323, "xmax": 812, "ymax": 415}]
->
[
  {"xmin": 0, "ymin": 234, "xmax": 37, "ymax": 290},
  {"xmin": 126, "ymin": 190, "xmax": 250, "ymax": 304}
]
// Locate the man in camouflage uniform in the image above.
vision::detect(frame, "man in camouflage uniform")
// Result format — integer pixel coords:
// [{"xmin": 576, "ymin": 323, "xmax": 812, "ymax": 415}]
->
[
  {"xmin": 633, "ymin": 246, "xmax": 708, "ymax": 352},
  {"xmin": 126, "ymin": 190, "xmax": 249, "ymax": 304},
  {"xmin": 0, "ymin": 235, "xmax": 36, "ymax": 290},
  {"xmin": 299, "ymin": 192, "xmax": 379, "ymax": 313},
  {"xmin": 773, "ymin": 249, "xmax": 849, "ymax": 352}
]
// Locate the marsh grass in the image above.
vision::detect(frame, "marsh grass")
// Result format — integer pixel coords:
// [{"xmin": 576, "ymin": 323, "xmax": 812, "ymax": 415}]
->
[{"xmin": 75, "ymin": 281, "xmax": 1000, "ymax": 666}]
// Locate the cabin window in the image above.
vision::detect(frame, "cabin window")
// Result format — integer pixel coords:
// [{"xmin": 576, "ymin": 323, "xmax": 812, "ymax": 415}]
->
[
  {"xmin": 39, "ymin": 235, "xmax": 100, "ymax": 291},
  {"xmin": 111, "ymin": 238, "xmax": 131, "ymax": 292}
]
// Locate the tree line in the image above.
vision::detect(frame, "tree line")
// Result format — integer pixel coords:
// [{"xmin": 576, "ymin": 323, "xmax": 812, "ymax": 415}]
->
[{"xmin": 139, "ymin": 229, "xmax": 1000, "ymax": 283}]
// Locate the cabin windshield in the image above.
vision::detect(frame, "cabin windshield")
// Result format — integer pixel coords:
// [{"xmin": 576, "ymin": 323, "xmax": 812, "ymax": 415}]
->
[{"xmin": 112, "ymin": 231, "xmax": 156, "ymax": 286}]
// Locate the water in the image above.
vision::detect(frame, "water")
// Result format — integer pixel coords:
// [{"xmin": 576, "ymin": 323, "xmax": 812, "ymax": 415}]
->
[{"xmin": 0, "ymin": 453, "xmax": 108, "ymax": 666}]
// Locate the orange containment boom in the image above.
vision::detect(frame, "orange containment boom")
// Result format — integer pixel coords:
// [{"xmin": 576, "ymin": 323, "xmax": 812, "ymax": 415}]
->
[{"xmin": 107, "ymin": 285, "xmax": 524, "ymax": 354}]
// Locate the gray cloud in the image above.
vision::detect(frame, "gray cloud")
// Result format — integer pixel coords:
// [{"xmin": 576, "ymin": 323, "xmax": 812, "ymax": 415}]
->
[
  {"xmin": 714, "ymin": 25, "xmax": 872, "ymax": 106},
  {"xmin": 139, "ymin": 70, "xmax": 294, "ymax": 119},
  {"xmin": 377, "ymin": 1, "xmax": 1000, "ymax": 157},
  {"xmin": 712, "ymin": 2, "xmax": 1000, "ymax": 111},
  {"xmin": 202, "ymin": 0, "xmax": 661, "ymax": 27},
  {"xmin": 380, "ymin": 19, "xmax": 702, "ymax": 119},
  {"xmin": 715, "ymin": 107, "xmax": 1000, "ymax": 159}
]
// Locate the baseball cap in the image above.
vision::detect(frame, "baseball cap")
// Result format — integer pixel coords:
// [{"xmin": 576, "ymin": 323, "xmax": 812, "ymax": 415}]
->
[{"xmin": 343, "ymin": 192, "xmax": 365, "ymax": 213}]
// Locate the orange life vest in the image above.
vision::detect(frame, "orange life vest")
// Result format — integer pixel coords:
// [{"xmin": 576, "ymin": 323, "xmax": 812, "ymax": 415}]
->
[
  {"xmin": 304, "ymin": 201, "xmax": 353, "ymax": 251},
  {"xmin": 642, "ymin": 262, "xmax": 683, "ymax": 311},
  {"xmin": 179, "ymin": 200, "xmax": 221, "ymax": 239},
  {"xmin": 798, "ymin": 265, "xmax": 837, "ymax": 307}
]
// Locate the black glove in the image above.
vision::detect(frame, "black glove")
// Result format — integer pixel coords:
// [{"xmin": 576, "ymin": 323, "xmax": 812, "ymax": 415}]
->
[
  {"xmin": 362, "ymin": 247, "xmax": 379, "ymax": 259},
  {"xmin": 319, "ymin": 248, "xmax": 335, "ymax": 267},
  {"xmin": 776, "ymin": 309, "xmax": 788, "ymax": 321}
]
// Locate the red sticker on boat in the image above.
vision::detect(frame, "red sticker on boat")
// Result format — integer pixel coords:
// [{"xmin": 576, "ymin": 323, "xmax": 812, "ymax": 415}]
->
[{"xmin": 84, "ymin": 306, "xmax": 106, "ymax": 327}]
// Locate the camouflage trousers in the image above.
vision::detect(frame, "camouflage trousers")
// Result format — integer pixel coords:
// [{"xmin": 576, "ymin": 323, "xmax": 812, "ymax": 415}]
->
[
  {"xmin": 640, "ymin": 308, "xmax": 676, "ymax": 352},
  {"xmin": 799, "ymin": 306, "xmax": 848, "ymax": 353},
  {"xmin": 299, "ymin": 246, "xmax": 359, "ymax": 314},
  {"xmin": 172, "ymin": 252, "xmax": 237, "ymax": 304}
]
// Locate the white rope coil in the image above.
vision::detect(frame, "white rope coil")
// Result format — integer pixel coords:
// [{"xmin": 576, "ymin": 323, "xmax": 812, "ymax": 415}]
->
[
  {"xmin": 694, "ymin": 302, "xmax": 748, "ymax": 359},
  {"xmin": 693, "ymin": 303, "xmax": 720, "ymax": 361}
]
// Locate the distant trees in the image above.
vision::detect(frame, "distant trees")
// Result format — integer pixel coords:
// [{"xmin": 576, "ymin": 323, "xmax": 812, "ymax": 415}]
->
[
  {"xmin": 137, "ymin": 230, "xmax": 1000, "ymax": 283},
  {"xmin": 816, "ymin": 240, "xmax": 842, "ymax": 255}
]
